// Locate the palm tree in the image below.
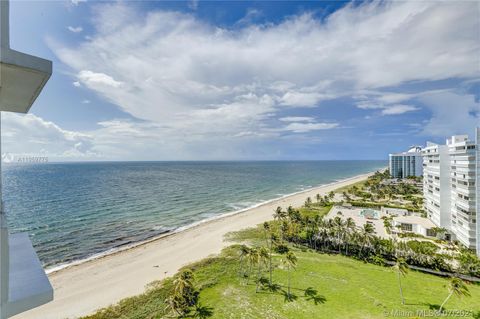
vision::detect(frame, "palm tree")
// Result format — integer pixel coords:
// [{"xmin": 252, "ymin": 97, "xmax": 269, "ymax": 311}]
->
[
  {"xmin": 305, "ymin": 197, "xmax": 312, "ymax": 207},
  {"xmin": 328, "ymin": 191, "xmax": 335, "ymax": 201},
  {"xmin": 238, "ymin": 245, "xmax": 251, "ymax": 278},
  {"xmin": 439, "ymin": 277, "xmax": 470, "ymax": 312},
  {"xmin": 382, "ymin": 216, "xmax": 393, "ymax": 235},
  {"xmin": 165, "ymin": 269, "xmax": 198, "ymax": 316},
  {"xmin": 263, "ymin": 222, "xmax": 274, "ymax": 285},
  {"xmin": 247, "ymin": 247, "xmax": 259, "ymax": 284},
  {"xmin": 359, "ymin": 223, "xmax": 375, "ymax": 257},
  {"xmin": 256, "ymin": 247, "xmax": 269, "ymax": 292},
  {"xmin": 316, "ymin": 193, "xmax": 321, "ymax": 203},
  {"xmin": 333, "ymin": 217, "xmax": 345, "ymax": 252},
  {"xmin": 344, "ymin": 217, "xmax": 356, "ymax": 255},
  {"xmin": 273, "ymin": 206, "xmax": 286, "ymax": 221},
  {"xmin": 392, "ymin": 258, "xmax": 409, "ymax": 305},
  {"xmin": 283, "ymin": 251, "xmax": 297, "ymax": 299},
  {"xmin": 173, "ymin": 269, "xmax": 194, "ymax": 296}
]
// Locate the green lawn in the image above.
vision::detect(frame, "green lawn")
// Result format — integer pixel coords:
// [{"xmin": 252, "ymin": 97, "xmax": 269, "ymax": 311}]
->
[
  {"xmin": 298, "ymin": 204, "xmax": 332, "ymax": 218},
  {"xmin": 83, "ymin": 226, "xmax": 480, "ymax": 319},
  {"xmin": 196, "ymin": 247, "xmax": 479, "ymax": 319},
  {"xmin": 333, "ymin": 179, "xmax": 368, "ymax": 194}
]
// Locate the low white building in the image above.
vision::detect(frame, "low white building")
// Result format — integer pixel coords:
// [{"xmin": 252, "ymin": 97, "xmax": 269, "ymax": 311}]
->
[
  {"xmin": 391, "ymin": 215, "xmax": 436, "ymax": 238},
  {"xmin": 381, "ymin": 207, "xmax": 409, "ymax": 216},
  {"xmin": 389, "ymin": 146, "xmax": 423, "ymax": 179},
  {"xmin": 326, "ymin": 206, "xmax": 436, "ymax": 239}
]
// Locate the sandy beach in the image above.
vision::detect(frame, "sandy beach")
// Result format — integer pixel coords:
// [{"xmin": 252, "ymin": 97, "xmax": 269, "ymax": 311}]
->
[{"xmin": 14, "ymin": 171, "xmax": 374, "ymax": 319}]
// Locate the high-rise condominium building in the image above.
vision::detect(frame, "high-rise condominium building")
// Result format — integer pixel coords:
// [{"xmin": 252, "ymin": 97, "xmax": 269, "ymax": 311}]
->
[
  {"xmin": 449, "ymin": 130, "xmax": 479, "ymax": 253},
  {"xmin": 422, "ymin": 143, "xmax": 451, "ymax": 229},
  {"xmin": 389, "ymin": 146, "xmax": 423, "ymax": 179},
  {"xmin": 422, "ymin": 128, "xmax": 479, "ymax": 256}
]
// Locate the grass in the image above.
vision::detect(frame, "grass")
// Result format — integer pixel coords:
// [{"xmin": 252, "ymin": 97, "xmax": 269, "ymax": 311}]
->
[
  {"xmin": 83, "ymin": 226, "xmax": 480, "ymax": 319},
  {"xmin": 298, "ymin": 204, "xmax": 332, "ymax": 219},
  {"xmin": 334, "ymin": 180, "xmax": 368, "ymax": 194}
]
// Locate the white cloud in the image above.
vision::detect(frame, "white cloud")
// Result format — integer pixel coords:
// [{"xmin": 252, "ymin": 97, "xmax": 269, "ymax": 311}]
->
[
  {"xmin": 73, "ymin": 81, "xmax": 81, "ymax": 87},
  {"xmin": 67, "ymin": 26, "xmax": 83, "ymax": 33},
  {"xmin": 419, "ymin": 91, "xmax": 480, "ymax": 137},
  {"xmin": 1, "ymin": 113, "xmax": 96, "ymax": 159},
  {"xmin": 78, "ymin": 70, "xmax": 122, "ymax": 88},
  {"xmin": 71, "ymin": 0, "xmax": 86, "ymax": 6},
  {"xmin": 381, "ymin": 104, "xmax": 418, "ymax": 115},
  {"xmin": 39, "ymin": 1, "xmax": 480, "ymax": 158},
  {"xmin": 283, "ymin": 122, "xmax": 339, "ymax": 133},
  {"xmin": 82, "ymin": 99, "xmax": 91, "ymax": 104},
  {"xmin": 279, "ymin": 117, "xmax": 314, "ymax": 122}
]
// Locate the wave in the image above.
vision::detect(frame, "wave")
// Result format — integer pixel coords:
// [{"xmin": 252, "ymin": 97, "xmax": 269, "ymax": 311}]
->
[{"xmin": 44, "ymin": 171, "xmax": 375, "ymax": 274}]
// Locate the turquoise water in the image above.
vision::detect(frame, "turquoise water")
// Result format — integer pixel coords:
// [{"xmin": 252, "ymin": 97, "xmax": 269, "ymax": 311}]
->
[{"xmin": 2, "ymin": 161, "xmax": 386, "ymax": 269}]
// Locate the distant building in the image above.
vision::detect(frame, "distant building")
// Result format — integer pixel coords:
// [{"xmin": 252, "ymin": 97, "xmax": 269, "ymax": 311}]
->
[
  {"xmin": 389, "ymin": 146, "xmax": 423, "ymax": 178},
  {"xmin": 422, "ymin": 128, "xmax": 480, "ymax": 256}
]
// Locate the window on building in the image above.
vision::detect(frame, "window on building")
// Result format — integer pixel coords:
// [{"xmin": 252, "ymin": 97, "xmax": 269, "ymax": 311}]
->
[
  {"xmin": 426, "ymin": 229, "xmax": 436, "ymax": 237},
  {"xmin": 401, "ymin": 223, "xmax": 413, "ymax": 232}
]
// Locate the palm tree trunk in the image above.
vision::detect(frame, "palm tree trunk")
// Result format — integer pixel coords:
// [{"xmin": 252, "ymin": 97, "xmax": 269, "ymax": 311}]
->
[
  {"xmin": 439, "ymin": 292, "xmax": 453, "ymax": 312},
  {"xmin": 269, "ymin": 252, "xmax": 273, "ymax": 286},
  {"xmin": 397, "ymin": 272, "xmax": 405, "ymax": 305},
  {"xmin": 287, "ymin": 266, "xmax": 291, "ymax": 298},
  {"xmin": 256, "ymin": 263, "xmax": 261, "ymax": 292}
]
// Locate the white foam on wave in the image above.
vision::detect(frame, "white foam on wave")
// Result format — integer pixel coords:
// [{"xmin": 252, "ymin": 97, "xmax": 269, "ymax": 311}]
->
[{"xmin": 45, "ymin": 171, "xmax": 376, "ymax": 274}]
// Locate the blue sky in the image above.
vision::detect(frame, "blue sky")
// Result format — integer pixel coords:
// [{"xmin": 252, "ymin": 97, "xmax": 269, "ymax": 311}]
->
[{"xmin": 2, "ymin": 0, "xmax": 479, "ymax": 161}]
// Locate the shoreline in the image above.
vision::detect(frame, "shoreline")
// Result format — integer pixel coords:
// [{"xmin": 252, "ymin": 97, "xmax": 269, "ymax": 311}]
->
[
  {"xmin": 14, "ymin": 170, "xmax": 378, "ymax": 319},
  {"xmin": 45, "ymin": 172, "xmax": 372, "ymax": 275}
]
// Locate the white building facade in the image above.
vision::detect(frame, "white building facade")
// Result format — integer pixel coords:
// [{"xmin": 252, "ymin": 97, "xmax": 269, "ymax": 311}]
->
[
  {"xmin": 389, "ymin": 146, "xmax": 423, "ymax": 179},
  {"xmin": 448, "ymin": 131, "xmax": 479, "ymax": 252},
  {"xmin": 422, "ymin": 128, "xmax": 480, "ymax": 256},
  {"xmin": 423, "ymin": 143, "xmax": 452, "ymax": 230}
]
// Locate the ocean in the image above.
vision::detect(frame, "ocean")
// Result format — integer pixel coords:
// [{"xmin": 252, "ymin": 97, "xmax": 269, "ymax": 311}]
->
[{"xmin": 2, "ymin": 160, "xmax": 386, "ymax": 270}]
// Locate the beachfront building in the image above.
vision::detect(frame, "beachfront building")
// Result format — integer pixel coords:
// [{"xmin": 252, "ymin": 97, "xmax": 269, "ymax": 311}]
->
[
  {"xmin": 389, "ymin": 146, "xmax": 423, "ymax": 179},
  {"xmin": 422, "ymin": 142, "xmax": 452, "ymax": 230},
  {"xmin": 448, "ymin": 129, "xmax": 480, "ymax": 253},
  {"xmin": 422, "ymin": 128, "xmax": 480, "ymax": 256},
  {"xmin": 0, "ymin": 1, "xmax": 53, "ymax": 317}
]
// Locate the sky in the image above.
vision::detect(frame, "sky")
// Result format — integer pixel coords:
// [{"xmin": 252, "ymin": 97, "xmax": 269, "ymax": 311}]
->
[{"xmin": 2, "ymin": 0, "xmax": 479, "ymax": 161}]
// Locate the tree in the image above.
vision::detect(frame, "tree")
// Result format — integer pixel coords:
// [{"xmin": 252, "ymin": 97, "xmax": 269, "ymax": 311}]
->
[
  {"xmin": 328, "ymin": 191, "xmax": 335, "ymax": 201},
  {"xmin": 283, "ymin": 251, "xmax": 297, "ymax": 299},
  {"xmin": 238, "ymin": 245, "xmax": 251, "ymax": 278},
  {"xmin": 333, "ymin": 217, "xmax": 346, "ymax": 252},
  {"xmin": 382, "ymin": 216, "xmax": 393, "ymax": 235},
  {"xmin": 316, "ymin": 193, "xmax": 321, "ymax": 203},
  {"xmin": 165, "ymin": 269, "xmax": 199, "ymax": 317},
  {"xmin": 359, "ymin": 223, "xmax": 375, "ymax": 257},
  {"xmin": 263, "ymin": 222, "xmax": 274, "ymax": 285},
  {"xmin": 344, "ymin": 217, "xmax": 356, "ymax": 255},
  {"xmin": 247, "ymin": 247, "xmax": 259, "ymax": 284},
  {"xmin": 392, "ymin": 258, "xmax": 409, "ymax": 305},
  {"xmin": 305, "ymin": 197, "xmax": 312, "ymax": 207},
  {"xmin": 273, "ymin": 206, "xmax": 286, "ymax": 221},
  {"xmin": 439, "ymin": 277, "xmax": 470, "ymax": 312},
  {"xmin": 256, "ymin": 247, "xmax": 269, "ymax": 292}
]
